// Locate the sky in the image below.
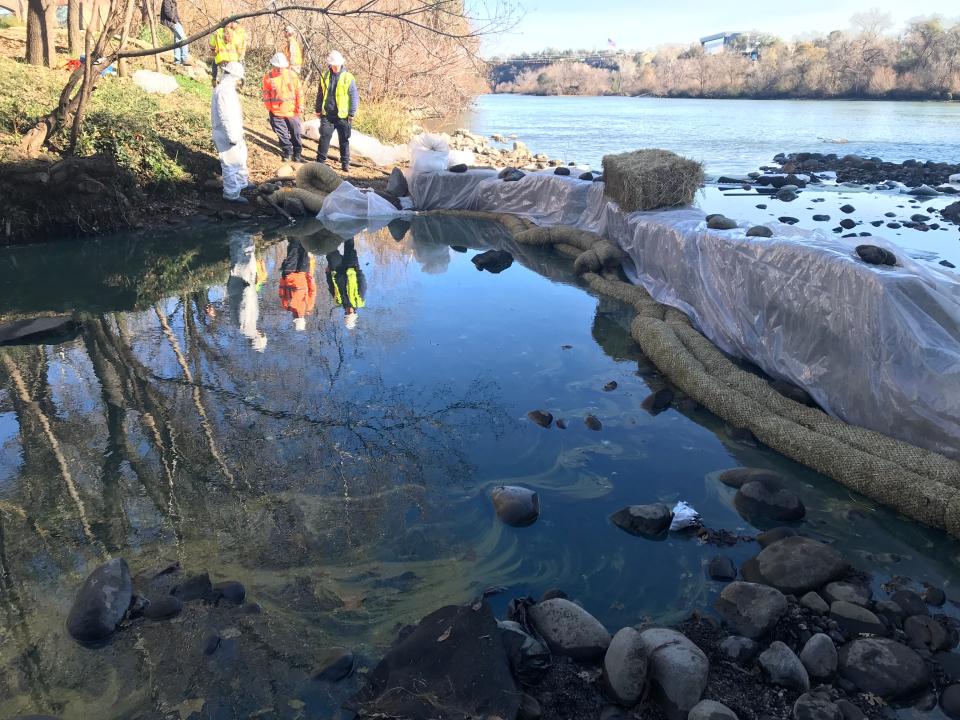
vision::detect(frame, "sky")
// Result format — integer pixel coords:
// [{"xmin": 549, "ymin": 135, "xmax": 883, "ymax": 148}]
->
[{"xmin": 475, "ymin": 0, "xmax": 960, "ymax": 57}]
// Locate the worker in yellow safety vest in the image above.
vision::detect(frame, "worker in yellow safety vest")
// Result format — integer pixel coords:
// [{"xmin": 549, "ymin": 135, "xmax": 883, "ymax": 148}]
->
[
  {"xmin": 282, "ymin": 25, "xmax": 303, "ymax": 75},
  {"xmin": 314, "ymin": 50, "xmax": 359, "ymax": 172},
  {"xmin": 324, "ymin": 238, "xmax": 366, "ymax": 330},
  {"xmin": 209, "ymin": 21, "xmax": 247, "ymax": 84}
]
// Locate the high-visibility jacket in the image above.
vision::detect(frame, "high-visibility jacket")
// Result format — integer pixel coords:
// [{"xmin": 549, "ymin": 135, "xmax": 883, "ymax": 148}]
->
[
  {"xmin": 284, "ymin": 37, "xmax": 303, "ymax": 68},
  {"xmin": 327, "ymin": 267, "xmax": 366, "ymax": 309},
  {"xmin": 317, "ymin": 69, "xmax": 357, "ymax": 119},
  {"xmin": 262, "ymin": 68, "xmax": 302, "ymax": 117},
  {"xmin": 210, "ymin": 26, "xmax": 247, "ymax": 64},
  {"xmin": 279, "ymin": 270, "xmax": 316, "ymax": 319}
]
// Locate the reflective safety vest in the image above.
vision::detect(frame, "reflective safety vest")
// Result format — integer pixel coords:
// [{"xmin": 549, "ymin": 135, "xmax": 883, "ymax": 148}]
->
[
  {"xmin": 210, "ymin": 26, "xmax": 247, "ymax": 64},
  {"xmin": 279, "ymin": 270, "xmax": 316, "ymax": 319},
  {"xmin": 319, "ymin": 69, "xmax": 355, "ymax": 119},
  {"xmin": 285, "ymin": 37, "xmax": 303, "ymax": 68},
  {"xmin": 330, "ymin": 268, "xmax": 365, "ymax": 309},
  {"xmin": 262, "ymin": 68, "xmax": 302, "ymax": 117}
]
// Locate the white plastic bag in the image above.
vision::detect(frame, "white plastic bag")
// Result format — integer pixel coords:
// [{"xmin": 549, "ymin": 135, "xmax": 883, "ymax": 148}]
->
[
  {"xmin": 447, "ymin": 149, "xmax": 476, "ymax": 167},
  {"xmin": 669, "ymin": 501, "xmax": 702, "ymax": 531},
  {"xmin": 410, "ymin": 133, "xmax": 449, "ymax": 175},
  {"xmin": 319, "ymin": 181, "xmax": 410, "ymax": 221}
]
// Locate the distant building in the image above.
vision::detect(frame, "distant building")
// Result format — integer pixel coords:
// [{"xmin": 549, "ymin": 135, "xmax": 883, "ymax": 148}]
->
[{"xmin": 699, "ymin": 31, "xmax": 760, "ymax": 60}]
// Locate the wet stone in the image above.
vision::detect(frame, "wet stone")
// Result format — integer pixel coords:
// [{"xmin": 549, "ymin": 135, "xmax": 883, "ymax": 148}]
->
[
  {"xmin": 892, "ymin": 589, "xmax": 928, "ymax": 617},
  {"xmin": 553, "ymin": 166, "xmax": 571, "ymax": 176},
  {"xmin": 313, "ymin": 646, "xmax": 354, "ymax": 681},
  {"xmin": 689, "ymin": 699, "xmax": 738, "ymax": 720},
  {"xmin": 172, "ymin": 572, "xmax": 213, "ymax": 602},
  {"xmin": 734, "ymin": 478, "xmax": 805, "ymax": 523},
  {"xmin": 529, "ymin": 598, "xmax": 611, "ymax": 661},
  {"xmin": 527, "ymin": 410, "xmax": 553, "ymax": 428},
  {"xmin": 491, "ymin": 486, "xmax": 540, "ymax": 527},
  {"xmin": 585, "ymin": 414, "xmax": 603, "ymax": 431},
  {"xmin": 840, "ymin": 204, "xmax": 856, "ymax": 213},
  {"xmin": 638, "ymin": 627, "xmax": 709, "ymax": 719},
  {"xmin": 718, "ymin": 467, "xmax": 784, "ymax": 489},
  {"xmin": 641, "ymin": 388, "xmax": 673, "ymax": 413},
  {"xmin": 759, "ymin": 640, "xmax": 810, "ymax": 692},
  {"xmin": 720, "ymin": 635, "xmax": 758, "ymax": 663},
  {"xmin": 746, "ymin": 225, "xmax": 773, "ymax": 237},
  {"xmin": 838, "ymin": 637, "xmax": 930, "ymax": 700},
  {"xmin": 812, "ymin": 214, "xmax": 831, "ymax": 222},
  {"xmin": 708, "ymin": 556, "xmax": 737, "ymax": 581},
  {"xmin": 923, "ymin": 584, "xmax": 946, "ymax": 607},
  {"xmin": 823, "ymin": 582, "xmax": 871, "ymax": 606},
  {"xmin": 830, "ymin": 601, "xmax": 886, "ymax": 636},
  {"xmin": 778, "ymin": 217, "xmax": 799, "ymax": 225},
  {"xmin": 793, "ymin": 694, "xmax": 842, "ymax": 720},
  {"xmin": 800, "ymin": 592, "xmax": 830, "ymax": 614},
  {"xmin": 714, "ymin": 581, "xmax": 787, "ymax": 639},
  {"xmin": 213, "ymin": 581, "xmax": 245, "ymax": 605},
  {"xmin": 602, "ymin": 627, "xmax": 647, "ymax": 706},
  {"xmin": 758, "ymin": 526, "xmax": 796, "ymax": 548},
  {"xmin": 800, "ymin": 633, "xmax": 838, "ymax": 680},
  {"xmin": 835, "ymin": 700, "xmax": 866, "ymax": 720},
  {"xmin": 839, "ymin": 219, "xmax": 856, "ymax": 229},
  {"xmin": 555, "ymin": 418, "xmax": 568, "ymax": 429},
  {"xmin": 707, "ymin": 215, "xmax": 738, "ymax": 230},
  {"xmin": 610, "ymin": 504, "xmax": 673, "ymax": 540},
  {"xmin": 750, "ymin": 536, "xmax": 848, "ymax": 594},
  {"xmin": 66, "ymin": 558, "xmax": 133, "ymax": 644},
  {"xmin": 471, "ymin": 249, "xmax": 514, "ymax": 274},
  {"xmin": 904, "ymin": 615, "xmax": 951, "ymax": 652},
  {"xmin": 143, "ymin": 595, "xmax": 183, "ymax": 621},
  {"xmin": 448, "ymin": 163, "xmax": 468, "ymax": 173},
  {"xmin": 603, "ymin": 381, "xmax": 618, "ymax": 392},
  {"xmin": 855, "ymin": 245, "xmax": 896, "ymax": 266}
]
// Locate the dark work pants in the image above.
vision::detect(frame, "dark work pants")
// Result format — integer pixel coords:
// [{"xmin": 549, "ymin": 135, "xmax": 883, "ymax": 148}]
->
[
  {"xmin": 268, "ymin": 114, "xmax": 303, "ymax": 158},
  {"xmin": 317, "ymin": 114, "xmax": 351, "ymax": 169}
]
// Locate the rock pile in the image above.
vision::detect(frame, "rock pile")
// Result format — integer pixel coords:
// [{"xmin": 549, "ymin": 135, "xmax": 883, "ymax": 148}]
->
[
  {"xmin": 448, "ymin": 128, "xmax": 575, "ymax": 171},
  {"xmin": 771, "ymin": 152, "xmax": 960, "ymax": 188}
]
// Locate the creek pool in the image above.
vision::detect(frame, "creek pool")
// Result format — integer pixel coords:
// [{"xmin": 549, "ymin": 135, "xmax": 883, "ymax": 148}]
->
[{"xmin": 0, "ymin": 216, "xmax": 959, "ymax": 719}]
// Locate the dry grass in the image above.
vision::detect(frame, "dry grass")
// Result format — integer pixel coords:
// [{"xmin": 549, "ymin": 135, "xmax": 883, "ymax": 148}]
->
[{"xmin": 601, "ymin": 149, "xmax": 704, "ymax": 211}]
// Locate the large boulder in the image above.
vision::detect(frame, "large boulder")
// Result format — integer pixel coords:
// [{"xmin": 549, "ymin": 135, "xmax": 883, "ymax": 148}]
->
[
  {"xmin": 638, "ymin": 628, "xmax": 709, "ymax": 720},
  {"xmin": 66, "ymin": 558, "xmax": 133, "ymax": 644},
  {"xmin": 800, "ymin": 633, "xmax": 838, "ymax": 680},
  {"xmin": 734, "ymin": 478, "xmax": 805, "ymax": 522},
  {"xmin": 603, "ymin": 627, "xmax": 648, "ymax": 706},
  {"xmin": 714, "ymin": 582, "xmax": 788, "ymax": 639},
  {"xmin": 609, "ymin": 504, "xmax": 673, "ymax": 540},
  {"xmin": 529, "ymin": 598, "xmax": 611, "ymax": 660},
  {"xmin": 491, "ymin": 486, "xmax": 540, "ymax": 527},
  {"xmin": 349, "ymin": 602, "xmax": 520, "ymax": 719},
  {"xmin": 759, "ymin": 641, "xmax": 810, "ymax": 692},
  {"xmin": 837, "ymin": 638, "xmax": 930, "ymax": 700},
  {"xmin": 745, "ymin": 537, "xmax": 847, "ymax": 594}
]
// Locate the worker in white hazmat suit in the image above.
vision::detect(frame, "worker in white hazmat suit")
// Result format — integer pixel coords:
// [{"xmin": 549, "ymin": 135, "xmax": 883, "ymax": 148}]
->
[
  {"xmin": 227, "ymin": 231, "xmax": 267, "ymax": 351},
  {"xmin": 211, "ymin": 61, "xmax": 251, "ymax": 203}
]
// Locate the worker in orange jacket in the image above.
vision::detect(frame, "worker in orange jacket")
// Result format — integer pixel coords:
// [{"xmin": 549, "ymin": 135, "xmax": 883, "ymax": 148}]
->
[
  {"xmin": 279, "ymin": 238, "xmax": 316, "ymax": 331},
  {"xmin": 262, "ymin": 52, "xmax": 303, "ymax": 162}
]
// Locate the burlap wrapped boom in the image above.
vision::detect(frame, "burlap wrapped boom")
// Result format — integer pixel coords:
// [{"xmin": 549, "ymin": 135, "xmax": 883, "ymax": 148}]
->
[{"xmin": 602, "ymin": 149, "xmax": 704, "ymax": 211}]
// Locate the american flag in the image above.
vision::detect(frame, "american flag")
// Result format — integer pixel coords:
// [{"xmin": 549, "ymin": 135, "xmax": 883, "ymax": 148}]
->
[{"xmin": 607, "ymin": 38, "xmax": 617, "ymax": 49}]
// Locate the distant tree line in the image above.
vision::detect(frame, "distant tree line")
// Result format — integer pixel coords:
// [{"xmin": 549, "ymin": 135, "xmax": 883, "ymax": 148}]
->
[{"xmin": 491, "ymin": 14, "xmax": 960, "ymax": 100}]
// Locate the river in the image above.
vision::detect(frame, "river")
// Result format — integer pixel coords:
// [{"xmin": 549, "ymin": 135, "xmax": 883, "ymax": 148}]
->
[{"xmin": 466, "ymin": 94, "xmax": 960, "ymax": 175}]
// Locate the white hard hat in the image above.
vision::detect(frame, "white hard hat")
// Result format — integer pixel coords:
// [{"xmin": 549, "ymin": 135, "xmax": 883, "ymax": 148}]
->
[
  {"xmin": 222, "ymin": 61, "xmax": 245, "ymax": 80},
  {"xmin": 344, "ymin": 312, "xmax": 358, "ymax": 330},
  {"xmin": 327, "ymin": 50, "xmax": 345, "ymax": 67},
  {"xmin": 269, "ymin": 52, "xmax": 289, "ymax": 68},
  {"xmin": 294, "ymin": 317, "xmax": 306, "ymax": 332}
]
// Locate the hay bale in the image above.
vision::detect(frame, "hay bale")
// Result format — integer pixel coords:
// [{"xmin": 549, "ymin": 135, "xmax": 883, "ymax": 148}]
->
[
  {"xmin": 601, "ymin": 149, "xmax": 703, "ymax": 212},
  {"xmin": 295, "ymin": 162, "xmax": 342, "ymax": 195}
]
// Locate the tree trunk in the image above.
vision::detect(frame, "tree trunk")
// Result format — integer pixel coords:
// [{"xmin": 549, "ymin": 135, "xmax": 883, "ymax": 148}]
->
[
  {"xmin": 144, "ymin": 0, "xmax": 161, "ymax": 72},
  {"xmin": 68, "ymin": 0, "xmax": 82, "ymax": 56},
  {"xmin": 116, "ymin": 0, "xmax": 137, "ymax": 77},
  {"xmin": 25, "ymin": 0, "xmax": 54, "ymax": 67}
]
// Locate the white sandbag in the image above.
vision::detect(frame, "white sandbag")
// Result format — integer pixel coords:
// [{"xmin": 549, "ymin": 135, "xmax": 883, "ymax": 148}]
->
[
  {"xmin": 410, "ymin": 133, "xmax": 449, "ymax": 175},
  {"xmin": 447, "ymin": 149, "xmax": 476, "ymax": 167},
  {"xmin": 132, "ymin": 70, "xmax": 179, "ymax": 95},
  {"xmin": 318, "ymin": 181, "xmax": 411, "ymax": 221}
]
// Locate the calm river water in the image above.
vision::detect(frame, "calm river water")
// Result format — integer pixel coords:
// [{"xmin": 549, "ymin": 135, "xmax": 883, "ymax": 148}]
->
[
  {"xmin": 1, "ymin": 216, "xmax": 960, "ymax": 718},
  {"xmin": 467, "ymin": 94, "xmax": 960, "ymax": 175}
]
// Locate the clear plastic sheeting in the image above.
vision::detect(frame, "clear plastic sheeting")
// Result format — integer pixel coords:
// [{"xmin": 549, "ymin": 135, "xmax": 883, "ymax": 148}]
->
[
  {"xmin": 301, "ymin": 121, "xmax": 410, "ymax": 167},
  {"xmin": 319, "ymin": 182, "xmax": 412, "ymax": 222},
  {"xmin": 406, "ymin": 168, "xmax": 960, "ymax": 458}
]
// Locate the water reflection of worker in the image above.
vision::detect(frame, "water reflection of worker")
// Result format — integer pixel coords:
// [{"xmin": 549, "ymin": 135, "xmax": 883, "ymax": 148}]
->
[
  {"xmin": 325, "ymin": 238, "xmax": 366, "ymax": 329},
  {"xmin": 279, "ymin": 238, "xmax": 316, "ymax": 331},
  {"xmin": 227, "ymin": 232, "xmax": 267, "ymax": 351}
]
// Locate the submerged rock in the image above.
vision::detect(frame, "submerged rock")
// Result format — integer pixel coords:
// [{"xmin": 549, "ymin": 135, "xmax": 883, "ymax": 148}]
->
[
  {"xmin": 584, "ymin": 414, "xmax": 603, "ymax": 431},
  {"xmin": 838, "ymin": 637, "xmax": 930, "ymax": 699},
  {"xmin": 491, "ymin": 486, "xmax": 540, "ymax": 527},
  {"xmin": 734, "ymin": 477, "xmax": 805, "ymax": 523},
  {"xmin": 714, "ymin": 582, "xmax": 788, "ymax": 639},
  {"xmin": 718, "ymin": 467, "xmax": 784, "ymax": 489},
  {"xmin": 610, "ymin": 504, "xmax": 673, "ymax": 540},
  {"xmin": 66, "ymin": 558, "xmax": 133, "ymax": 644},
  {"xmin": 471, "ymin": 249, "xmax": 514, "ymax": 273},
  {"xmin": 708, "ymin": 556, "xmax": 737, "ymax": 581},
  {"xmin": 529, "ymin": 598, "xmax": 611, "ymax": 660},
  {"xmin": 313, "ymin": 647, "xmax": 355, "ymax": 681},
  {"xmin": 757, "ymin": 527, "xmax": 796, "ymax": 548},
  {"xmin": 638, "ymin": 627, "xmax": 708, "ymax": 720},
  {"xmin": 527, "ymin": 409, "xmax": 553, "ymax": 428},
  {"xmin": 603, "ymin": 627, "xmax": 647, "ymax": 706},
  {"xmin": 641, "ymin": 388, "xmax": 673, "ymax": 413}
]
